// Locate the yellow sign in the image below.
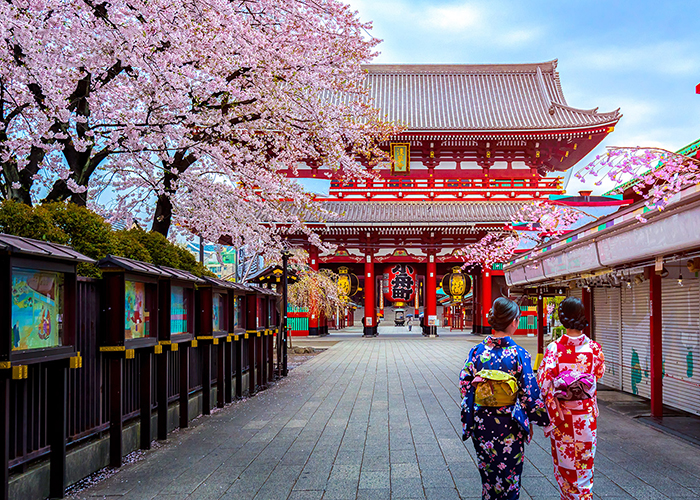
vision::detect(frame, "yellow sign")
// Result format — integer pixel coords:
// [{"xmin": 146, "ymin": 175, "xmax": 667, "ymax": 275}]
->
[{"xmin": 391, "ymin": 143, "xmax": 410, "ymax": 175}]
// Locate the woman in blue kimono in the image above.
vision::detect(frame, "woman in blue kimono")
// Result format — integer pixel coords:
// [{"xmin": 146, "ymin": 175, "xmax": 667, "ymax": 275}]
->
[{"xmin": 460, "ymin": 297, "xmax": 550, "ymax": 500}]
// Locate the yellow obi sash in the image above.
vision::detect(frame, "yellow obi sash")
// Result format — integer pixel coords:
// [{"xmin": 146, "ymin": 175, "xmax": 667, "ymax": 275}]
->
[{"xmin": 474, "ymin": 369, "xmax": 519, "ymax": 407}]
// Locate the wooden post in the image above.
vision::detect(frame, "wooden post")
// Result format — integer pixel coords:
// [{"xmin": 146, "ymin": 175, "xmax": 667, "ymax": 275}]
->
[
  {"xmin": 235, "ymin": 337, "xmax": 243, "ymax": 399},
  {"xmin": 536, "ymin": 294, "xmax": 545, "ymax": 370},
  {"xmin": 268, "ymin": 333, "xmax": 274, "ymax": 383},
  {"xmin": 308, "ymin": 247, "xmax": 319, "ymax": 336},
  {"xmin": 179, "ymin": 345, "xmax": 189, "ymax": 429},
  {"xmin": 157, "ymin": 350, "xmax": 169, "ymax": 440},
  {"xmin": 202, "ymin": 343, "xmax": 211, "ymax": 415},
  {"xmin": 48, "ymin": 361, "xmax": 68, "ymax": 498},
  {"xmin": 582, "ymin": 287, "xmax": 592, "ymax": 338},
  {"xmin": 217, "ymin": 342, "xmax": 226, "ymax": 408},
  {"xmin": 109, "ymin": 357, "xmax": 123, "ymax": 467},
  {"xmin": 225, "ymin": 339, "xmax": 233, "ymax": 404},
  {"xmin": 363, "ymin": 254, "xmax": 376, "ymax": 336},
  {"xmin": 472, "ymin": 271, "xmax": 480, "ymax": 334},
  {"xmin": 649, "ymin": 268, "xmax": 663, "ymax": 419},
  {"xmin": 0, "ymin": 375, "xmax": 8, "ymax": 500},
  {"xmin": 246, "ymin": 293, "xmax": 257, "ymax": 395},
  {"xmin": 260, "ymin": 331, "xmax": 267, "ymax": 389},
  {"xmin": 481, "ymin": 266, "xmax": 492, "ymax": 335},
  {"xmin": 139, "ymin": 350, "xmax": 152, "ymax": 449},
  {"xmin": 426, "ymin": 253, "xmax": 437, "ymax": 336}
]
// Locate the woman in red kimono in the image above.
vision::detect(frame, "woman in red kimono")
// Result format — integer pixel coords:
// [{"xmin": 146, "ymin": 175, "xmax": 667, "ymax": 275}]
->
[{"xmin": 537, "ymin": 297, "xmax": 605, "ymax": 500}]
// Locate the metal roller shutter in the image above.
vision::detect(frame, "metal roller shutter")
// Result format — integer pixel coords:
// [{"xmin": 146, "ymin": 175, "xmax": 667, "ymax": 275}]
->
[
  {"xmin": 593, "ymin": 287, "xmax": 622, "ymax": 390},
  {"xmin": 621, "ymin": 281, "xmax": 651, "ymax": 398},
  {"xmin": 569, "ymin": 288, "xmax": 583, "ymax": 301},
  {"xmin": 661, "ymin": 275, "xmax": 700, "ymax": 416}
]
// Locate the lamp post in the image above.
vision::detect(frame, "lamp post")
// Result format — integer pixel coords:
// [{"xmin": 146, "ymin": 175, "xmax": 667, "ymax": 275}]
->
[{"xmin": 280, "ymin": 250, "xmax": 290, "ymax": 377}]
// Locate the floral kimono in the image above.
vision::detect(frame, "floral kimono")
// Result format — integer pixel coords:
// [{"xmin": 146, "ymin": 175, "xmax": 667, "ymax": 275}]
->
[
  {"xmin": 537, "ymin": 334, "xmax": 605, "ymax": 500},
  {"xmin": 460, "ymin": 336, "xmax": 549, "ymax": 500}
]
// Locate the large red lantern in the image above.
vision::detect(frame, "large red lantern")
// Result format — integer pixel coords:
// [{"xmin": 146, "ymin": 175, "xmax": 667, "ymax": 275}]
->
[{"xmin": 383, "ymin": 264, "xmax": 417, "ymax": 306}]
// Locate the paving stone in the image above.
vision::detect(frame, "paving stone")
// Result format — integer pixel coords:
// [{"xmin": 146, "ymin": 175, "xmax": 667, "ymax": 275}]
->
[{"xmin": 71, "ymin": 336, "xmax": 700, "ymax": 500}]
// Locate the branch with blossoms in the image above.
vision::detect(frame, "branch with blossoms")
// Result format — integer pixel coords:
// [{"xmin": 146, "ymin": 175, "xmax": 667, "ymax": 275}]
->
[
  {"xmin": 512, "ymin": 201, "xmax": 588, "ymax": 237},
  {"xmin": 456, "ymin": 232, "xmax": 522, "ymax": 267},
  {"xmin": 287, "ymin": 268, "xmax": 348, "ymax": 318},
  {"xmin": 575, "ymin": 146, "xmax": 700, "ymax": 221},
  {"xmin": 457, "ymin": 201, "xmax": 591, "ymax": 267}
]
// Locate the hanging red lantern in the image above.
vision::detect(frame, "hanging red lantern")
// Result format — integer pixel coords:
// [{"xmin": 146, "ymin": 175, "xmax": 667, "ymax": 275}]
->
[
  {"xmin": 441, "ymin": 266, "xmax": 472, "ymax": 302},
  {"xmin": 383, "ymin": 264, "xmax": 417, "ymax": 306}
]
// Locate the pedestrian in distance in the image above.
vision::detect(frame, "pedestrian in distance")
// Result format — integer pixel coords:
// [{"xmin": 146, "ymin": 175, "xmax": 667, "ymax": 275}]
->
[
  {"xmin": 459, "ymin": 297, "xmax": 550, "ymax": 500},
  {"xmin": 537, "ymin": 297, "xmax": 605, "ymax": 500},
  {"xmin": 407, "ymin": 318, "xmax": 412, "ymax": 331}
]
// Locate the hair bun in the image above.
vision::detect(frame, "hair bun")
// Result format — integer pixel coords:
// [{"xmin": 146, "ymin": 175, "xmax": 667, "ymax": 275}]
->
[{"xmin": 559, "ymin": 297, "xmax": 588, "ymax": 331}]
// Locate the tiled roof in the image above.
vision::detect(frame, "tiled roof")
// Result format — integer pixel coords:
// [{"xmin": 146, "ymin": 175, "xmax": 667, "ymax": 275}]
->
[
  {"xmin": 0, "ymin": 233, "xmax": 95, "ymax": 263},
  {"xmin": 319, "ymin": 201, "xmax": 526, "ymax": 224},
  {"xmin": 363, "ymin": 61, "xmax": 620, "ymax": 132}
]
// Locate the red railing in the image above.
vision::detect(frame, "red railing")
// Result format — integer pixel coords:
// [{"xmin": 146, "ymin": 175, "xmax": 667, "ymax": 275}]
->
[{"xmin": 328, "ymin": 177, "xmax": 563, "ymax": 199}]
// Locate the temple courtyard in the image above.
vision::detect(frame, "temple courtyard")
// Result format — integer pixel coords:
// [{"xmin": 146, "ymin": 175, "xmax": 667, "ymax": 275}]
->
[{"xmin": 71, "ymin": 329, "xmax": 700, "ymax": 500}]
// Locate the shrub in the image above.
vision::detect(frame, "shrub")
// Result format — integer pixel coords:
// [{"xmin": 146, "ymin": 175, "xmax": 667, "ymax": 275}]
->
[{"xmin": 0, "ymin": 200, "xmax": 214, "ymax": 278}]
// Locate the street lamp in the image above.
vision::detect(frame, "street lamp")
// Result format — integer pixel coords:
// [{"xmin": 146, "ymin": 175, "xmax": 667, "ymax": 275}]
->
[{"xmin": 280, "ymin": 249, "xmax": 290, "ymax": 377}]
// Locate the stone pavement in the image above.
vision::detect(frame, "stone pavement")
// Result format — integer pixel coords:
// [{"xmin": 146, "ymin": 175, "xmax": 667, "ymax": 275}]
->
[{"xmin": 75, "ymin": 329, "xmax": 700, "ymax": 500}]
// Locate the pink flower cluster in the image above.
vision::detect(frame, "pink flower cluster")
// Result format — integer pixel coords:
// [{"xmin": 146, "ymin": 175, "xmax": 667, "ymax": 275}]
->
[
  {"xmin": 1, "ymin": 0, "xmax": 399, "ymax": 258},
  {"xmin": 575, "ymin": 147, "xmax": 699, "ymax": 221}
]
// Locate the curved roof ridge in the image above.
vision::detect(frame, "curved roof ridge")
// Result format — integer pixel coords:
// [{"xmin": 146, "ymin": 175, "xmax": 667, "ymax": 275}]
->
[
  {"xmin": 363, "ymin": 60, "xmax": 558, "ymax": 75},
  {"xmin": 551, "ymin": 101, "xmax": 622, "ymax": 119}
]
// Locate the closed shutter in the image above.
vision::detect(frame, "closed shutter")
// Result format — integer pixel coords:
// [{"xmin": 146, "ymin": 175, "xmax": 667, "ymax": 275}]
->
[
  {"xmin": 593, "ymin": 287, "xmax": 622, "ymax": 390},
  {"xmin": 661, "ymin": 275, "xmax": 700, "ymax": 416},
  {"xmin": 569, "ymin": 288, "xmax": 583, "ymax": 301},
  {"xmin": 621, "ymin": 281, "xmax": 651, "ymax": 397}
]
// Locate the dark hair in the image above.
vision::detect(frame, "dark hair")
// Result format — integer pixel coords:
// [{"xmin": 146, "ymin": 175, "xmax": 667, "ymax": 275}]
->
[
  {"xmin": 559, "ymin": 297, "xmax": 589, "ymax": 331},
  {"xmin": 487, "ymin": 297, "xmax": 520, "ymax": 332}
]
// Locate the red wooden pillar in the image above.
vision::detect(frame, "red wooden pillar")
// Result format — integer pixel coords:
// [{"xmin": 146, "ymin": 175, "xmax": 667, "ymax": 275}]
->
[
  {"xmin": 482, "ymin": 266, "xmax": 493, "ymax": 335},
  {"xmin": 308, "ymin": 246, "xmax": 320, "ymax": 336},
  {"xmin": 426, "ymin": 253, "xmax": 437, "ymax": 336},
  {"xmin": 536, "ymin": 294, "xmax": 544, "ymax": 368},
  {"xmin": 472, "ymin": 271, "xmax": 480, "ymax": 334},
  {"xmin": 649, "ymin": 268, "xmax": 663, "ymax": 419},
  {"xmin": 363, "ymin": 253, "xmax": 377, "ymax": 336},
  {"xmin": 582, "ymin": 286, "xmax": 592, "ymax": 338}
]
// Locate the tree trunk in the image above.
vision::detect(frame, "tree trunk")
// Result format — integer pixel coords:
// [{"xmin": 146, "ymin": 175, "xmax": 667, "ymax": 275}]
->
[
  {"xmin": 151, "ymin": 193, "xmax": 173, "ymax": 236},
  {"xmin": 150, "ymin": 151, "xmax": 197, "ymax": 237}
]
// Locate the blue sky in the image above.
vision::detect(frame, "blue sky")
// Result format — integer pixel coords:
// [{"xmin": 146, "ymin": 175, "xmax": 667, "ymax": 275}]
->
[{"xmin": 347, "ymin": 0, "xmax": 700, "ymax": 194}]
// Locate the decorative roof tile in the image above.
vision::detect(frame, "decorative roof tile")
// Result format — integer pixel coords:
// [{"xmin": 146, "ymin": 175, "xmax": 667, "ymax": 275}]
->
[{"xmin": 363, "ymin": 61, "xmax": 620, "ymax": 132}]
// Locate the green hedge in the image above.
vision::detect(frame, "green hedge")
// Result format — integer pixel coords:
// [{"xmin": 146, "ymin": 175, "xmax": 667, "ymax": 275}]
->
[{"xmin": 0, "ymin": 200, "xmax": 214, "ymax": 278}]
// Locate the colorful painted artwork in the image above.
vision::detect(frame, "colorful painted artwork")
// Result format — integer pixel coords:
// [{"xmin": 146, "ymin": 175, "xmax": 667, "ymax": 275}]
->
[
  {"xmin": 11, "ymin": 267, "xmax": 64, "ymax": 350},
  {"xmin": 171, "ymin": 286, "xmax": 189, "ymax": 334},
  {"xmin": 233, "ymin": 297, "xmax": 240, "ymax": 328},
  {"xmin": 213, "ymin": 293, "xmax": 225, "ymax": 332},
  {"xmin": 125, "ymin": 280, "xmax": 149, "ymax": 339}
]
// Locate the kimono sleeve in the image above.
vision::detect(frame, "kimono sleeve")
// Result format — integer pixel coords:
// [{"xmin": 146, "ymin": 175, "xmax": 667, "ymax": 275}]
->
[
  {"xmin": 459, "ymin": 345, "xmax": 479, "ymax": 440},
  {"xmin": 591, "ymin": 340, "xmax": 606, "ymax": 380},
  {"xmin": 517, "ymin": 348, "xmax": 550, "ymax": 428},
  {"xmin": 536, "ymin": 341, "xmax": 559, "ymax": 391}
]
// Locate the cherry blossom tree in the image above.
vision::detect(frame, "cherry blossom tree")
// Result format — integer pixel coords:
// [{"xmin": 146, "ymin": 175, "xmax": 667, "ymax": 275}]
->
[
  {"xmin": 287, "ymin": 267, "xmax": 347, "ymax": 318},
  {"xmin": 575, "ymin": 146, "xmax": 700, "ymax": 221},
  {"xmin": 1, "ymin": 0, "xmax": 397, "ymax": 252}
]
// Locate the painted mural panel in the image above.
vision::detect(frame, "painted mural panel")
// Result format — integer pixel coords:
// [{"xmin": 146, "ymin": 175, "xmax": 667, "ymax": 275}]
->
[
  {"xmin": 213, "ymin": 293, "xmax": 225, "ymax": 332},
  {"xmin": 11, "ymin": 267, "xmax": 64, "ymax": 350},
  {"xmin": 125, "ymin": 280, "xmax": 149, "ymax": 339},
  {"xmin": 171, "ymin": 286, "xmax": 189, "ymax": 334}
]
